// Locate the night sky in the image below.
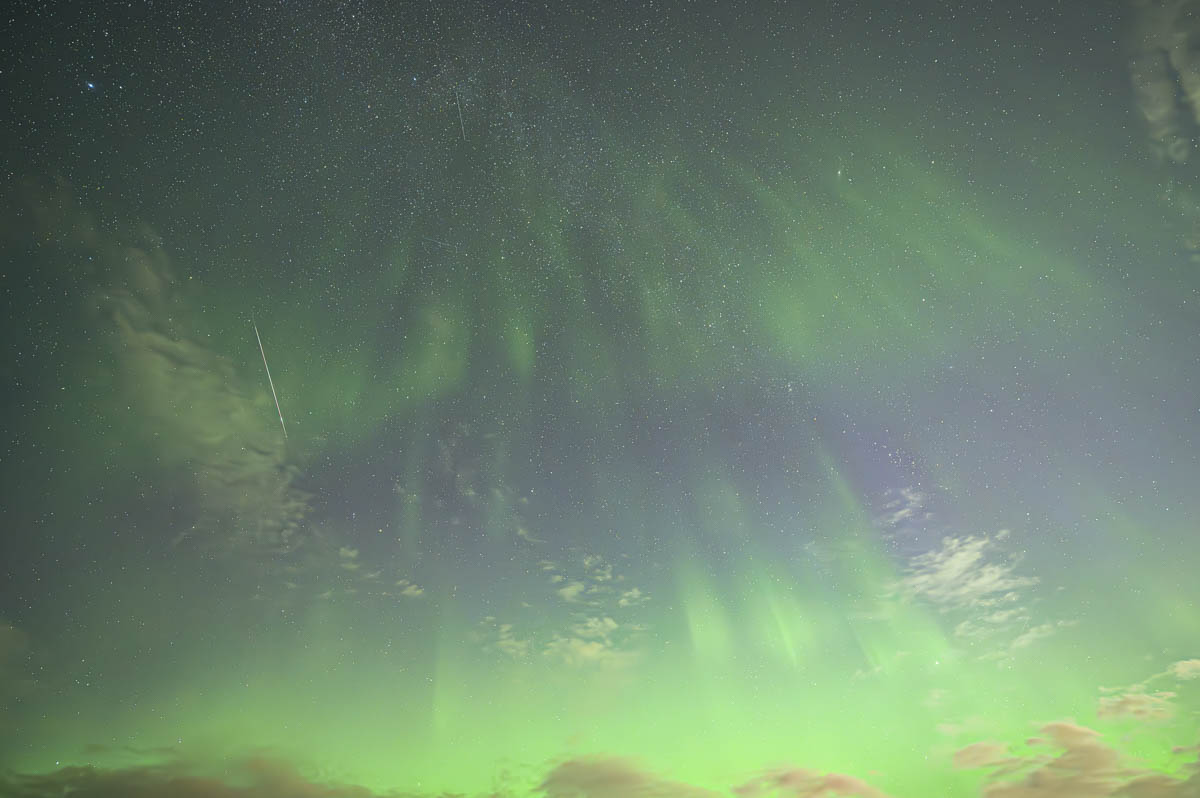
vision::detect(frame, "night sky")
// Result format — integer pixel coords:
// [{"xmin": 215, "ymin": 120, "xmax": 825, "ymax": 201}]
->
[{"xmin": 2, "ymin": 1, "xmax": 1200, "ymax": 796}]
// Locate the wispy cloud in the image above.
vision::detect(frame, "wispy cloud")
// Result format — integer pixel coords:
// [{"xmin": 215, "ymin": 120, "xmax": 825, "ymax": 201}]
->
[
  {"xmin": 544, "ymin": 635, "xmax": 637, "ymax": 668},
  {"xmin": 544, "ymin": 616, "xmax": 639, "ymax": 668},
  {"xmin": 1094, "ymin": 656, "xmax": 1200, "ymax": 723},
  {"xmin": 1098, "ymin": 690, "xmax": 1177, "ymax": 720},
  {"xmin": 877, "ymin": 486, "xmax": 930, "ymax": 530},
  {"xmin": 337, "ymin": 547, "xmax": 360, "ymax": 571},
  {"xmin": 495, "ymin": 624, "xmax": 530, "ymax": 659},
  {"xmin": 557, "ymin": 581, "xmax": 587, "ymax": 603},
  {"xmin": 478, "ymin": 617, "xmax": 531, "ymax": 660},
  {"xmin": 395, "ymin": 579, "xmax": 425, "ymax": 598},
  {"xmin": 617, "ymin": 587, "xmax": 648, "ymax": 607},
  {"xmin": 23, "ymin": 184, "xmax": 310, "ymax": 555},
  {"xmin": 1009, "ymin": 620, "xmax": 1074, "ymax": 650},
  {"xmin": 1169, "ymin": 659, "xmax": 1200, "ymax": 680},
  {"xmin": 898, "ymin": 531, "xmax": 1036, "ymax": 611},
  {"xmin": 570, "ymin": 616, "xmax": 619, "ymax": 639},
  {"xmin": 893, "ymin": 524, "xmax": 1066, "ymax": 661},
  {"xmin": 582, "ymin": 554, "xmax": 614, "ymax": 582},
  {"xmin": 496, "ymin": 554, "xmax": 649, "ymax": 666},
  {"xmin": 543, "ymin": 553, "xmax": 626, "ymax": 605},
  {"xmin": 516, "ymin": 525, "xmax": 546, "ymax": 544}
]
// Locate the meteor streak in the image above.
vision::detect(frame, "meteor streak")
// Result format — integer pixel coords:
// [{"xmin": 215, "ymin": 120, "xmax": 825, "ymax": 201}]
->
[{"xmin": 253, "ymin": 318, "xmax": 287, "ymax": 439}]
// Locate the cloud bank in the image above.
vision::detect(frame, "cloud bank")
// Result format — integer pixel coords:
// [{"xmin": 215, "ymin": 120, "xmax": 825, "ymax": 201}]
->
[{"xmin": 6, "ymin": 722, "xmax": 1200, "ymax": 798}]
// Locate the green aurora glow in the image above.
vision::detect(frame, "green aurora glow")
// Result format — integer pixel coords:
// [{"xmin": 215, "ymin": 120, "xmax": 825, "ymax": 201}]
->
[{"xmin": 1, "ymin": 1, "xmax": 1199, "ymax": 796}]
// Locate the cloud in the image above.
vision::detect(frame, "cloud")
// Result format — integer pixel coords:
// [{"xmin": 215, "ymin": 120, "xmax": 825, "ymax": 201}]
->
[
  {"xmin": 22, "ymin": 182, "xmax": 310, "ymax": 554},
  {"xmin": 898, "ymin": 534, "xmax": 1037, "ymax": 611},
  {"xmin": 957, "ymin": 721, "xmax": 1200, "ymax": 797},
  {"xmin": 538, "ymin": 553, "xmax": 633, "ymax": 610},
  {"xmin": 1008, "ymin": 623, "xmax": 1056, "ymax": 650},
  {"xmin": 495, "ymin": 624, "xmax": 530, "ymax": 659},
  {"xmin": 981, "ymin": 609, "xmax": 1023, "ymax": 625},
  {"xmin": 477, "ymin": 618, "xmax": 530, "ymax": 660},
  {"xmin": 1094, "ymin": 655, "xmax": 1200, "ymax": 725},
  {"xmin": 1116, "ymin": 658, "xmax": 1200, "ymax": 692},
  {"xmin": 540, "ymin": 757, "xmax": 719, "ymax": 798},
  {"xmin": 951, "ymin": 742, "xmax": 1011, "ymax": 770},
  {"xmin": 570, "ymin": 617, "xmax": 619, "ymax": 640},
  {"xmin": 1129, "ymin": 0, "xmax": 1200, "ymax": 164},
  {"xmin": 877, "ymin": 487, "xmax": 929, "ymax": 530},
  {"xmin": 953, "ymin": 614, "xmax": 1028, "ymax": 641},
  {"xmin": 544, "ymin": 634, "xmax": 636, "ymax": 668},
  {"xmin": 1098, "ymin": 690, "xmax": 1177, "ymax": 721},
  {"xmin": 733, "ymin": 769, "xmax": 895, "ymax": 798},
  {"xmin": 895, "ymin": 528, "xmax": 1066, "ymax": 661},
  {"xmin": 338, "ymin": 547, "xmax": 361, "ymax": 571},
  {"xmin": 5, "ymin": 726, "xmax": 1200, "ymax": 798},
  {"xmin": 544, "ymin": 617, "xmax": 642, "ymax": 667},
  {"xmin": 972, "ymin": 620, "xmax": 1077, "ymax": 664},
  {"xmin": 618, "ymin": 588, "xmax": 648, "ymax": 608},
  {"xmin": 516, "ymin": 526, "xmax": 546, "ymax": 544},
  {"xmin": 513, "ymin": 554, "xmax": 649, "ymax": 664},
  {"xmin": 543, "ymin": 552, "xmax": 632, "ymax": 608},
  {"xmin": 557, "ymin": 581, "xmax": 587, "ymax": 603},
  {"xmin": 1169, "ymin": 659, "xmax": 1200, "ymax": 680},
  {"xmin": 0, "ymin": 754, "xmax": 441, "ymax": 798},
  {"xmin": 395, "ymin": 579, "xmax": 425, "ymax": 598},
  {"xmin": 582, "ymin": 555, "xmax": 614, "ymax": 583}
]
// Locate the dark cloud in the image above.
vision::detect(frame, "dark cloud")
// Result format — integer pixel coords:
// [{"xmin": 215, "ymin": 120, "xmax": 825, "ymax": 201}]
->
[
  {"xmin": 1127, "ymin": 0, "xmax": 1200, "ymax": 258},
  {"xmin": 18, "ymin": 180, "xmax": 310, "ymax": 553},
  {"xmin": 0, "ymin": 756, "xmax": 458, "ymax": 798},
  {"xmin": 956, "ymin": 721, "xmax": 1200, "ymax": 797},
  {"xmin": 732, "ymin": 769, "xmax": 894, "ymax": 798},
  {"xmin": 1128, "ymin": 0, "xmax": 1200, "ymax": 165},
  {"xmin": 1097, "ymin": 690, "xmax": 1177, "ymax": 721},
  {"xmin": 538, "ymin": 758, "xmax": 719, "ymax": 798},
  {"xmin": 5, "ymin": 732, "xmax": 1200, "ymax": 798}
]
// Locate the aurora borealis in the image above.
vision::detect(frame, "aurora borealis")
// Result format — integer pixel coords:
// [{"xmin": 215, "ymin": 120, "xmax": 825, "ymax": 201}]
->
[{"xmin": 2, "ymin": 0, "xmax": 1200, "ymax": 795}]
